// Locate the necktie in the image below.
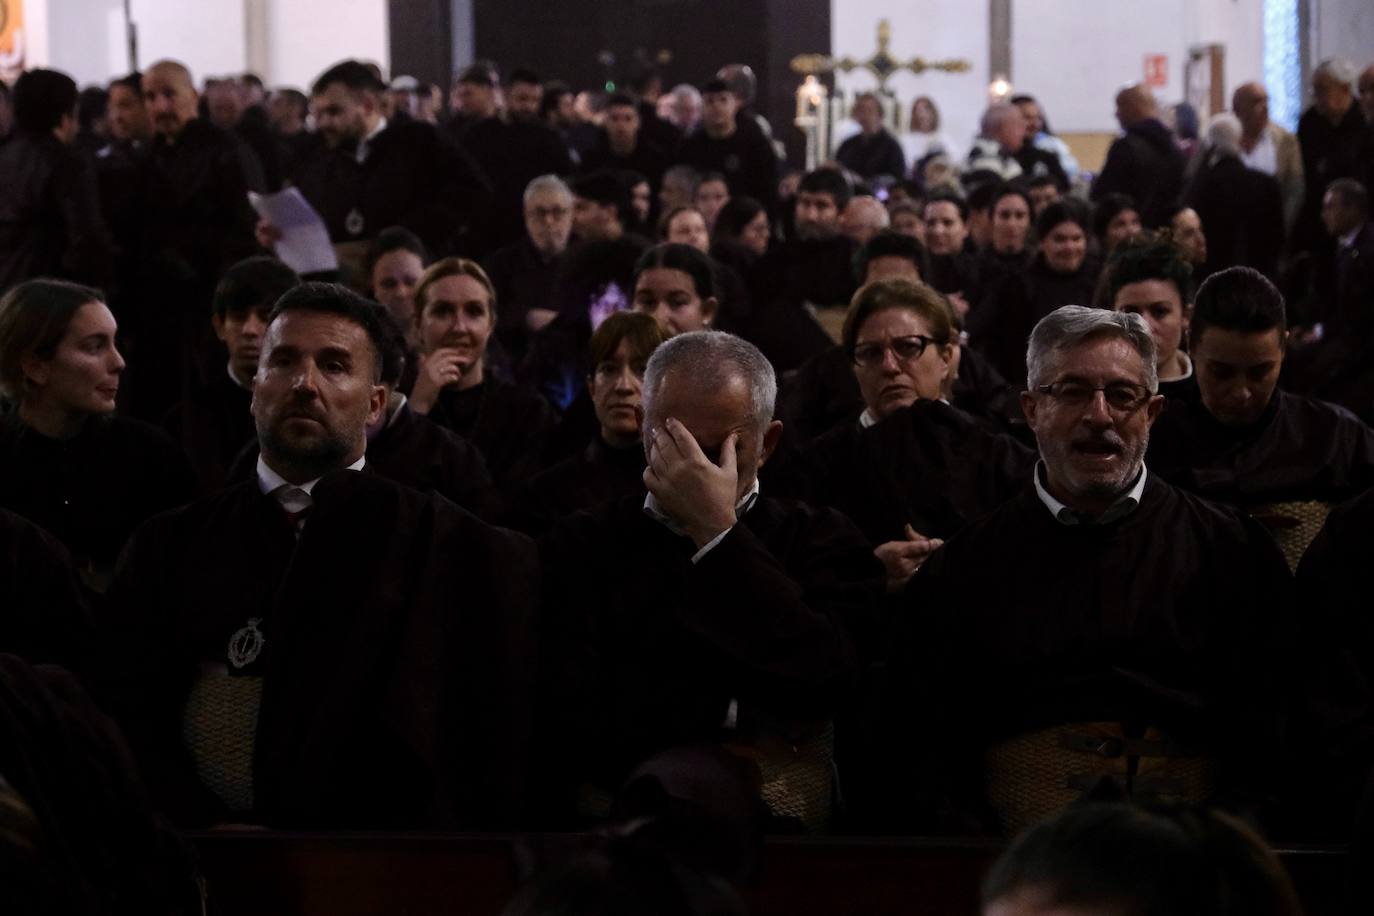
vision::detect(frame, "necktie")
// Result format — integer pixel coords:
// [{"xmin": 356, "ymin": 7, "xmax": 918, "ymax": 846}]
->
[{"xmin": 273, "ymin": 485, "xmax": 312, "ymax": 535}]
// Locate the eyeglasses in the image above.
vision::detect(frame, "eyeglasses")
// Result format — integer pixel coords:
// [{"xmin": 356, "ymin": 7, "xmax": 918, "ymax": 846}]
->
[
  {"xmin": 852, "ymin": 335, "xmax": 937, "ymax": 368},
  {"xmin": 1034, "ymin": 381, "xmax": 1153, "ymax": 413}
]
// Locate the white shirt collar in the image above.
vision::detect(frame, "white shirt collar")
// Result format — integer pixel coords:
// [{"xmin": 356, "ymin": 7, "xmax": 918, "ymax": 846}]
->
[
  {"xmin": 858, "ymin": 408, "xmax": 879, "ymax": 428},
  {"xmin": 226, "ymin": 362, "xmax": 253, "ymax": 391},
  {"xmin": 1340, "ymin": 226, "xmax": 1361, "ymax": 249},
  {"xmin": 1033, "ymin": 461, "xmax": 1148, "ymax": 526},
  {"xmin": 357, "ymin": 116, "xmax": 388, "ymax": 163},
  {"xmin": 1160, "ymin": 351, "xmax": 1193, "ymax": 383},
  {"xmin": 643, "ymin": 477, "xmax": 761, "ymax": 539},
  {"xmin": 256, "ymin": 454, "xmax": 367, "ymax": 498}
]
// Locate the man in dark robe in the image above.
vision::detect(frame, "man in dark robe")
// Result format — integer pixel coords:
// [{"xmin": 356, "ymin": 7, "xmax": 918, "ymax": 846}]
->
[
  {"xmin": 1091, "ymin": 85, "xmax": 1185, "ymax": 228},
  {"xmin": 482, "ymin": 175, "xmax": 573, "ymax": 368},
  {"xmin": 100, "ymin": 283, "xmax": 537, "ymax": 830},
  {"xmin": 1296, "ymin": 59, "xmax": 1369, "ymax": 260},
  {"xmin": 537, "ymin": 330, "xmax": 883, "ymax": 823},
  {"xmin": 677, "ymin": 79, "xmax": 778, "ymax": 214},
  {"xmin": 93, "ymin": 72, "xmax": 154, "ymax": 334},
  {"xmin": 281, "ymin": 60, "xmax": 491, "ymax": 261},
  {"xmin": 744, "ymin": 168, "xmax": 855, "ymax": 373},
  {"xmin": 445, "ymin": 66, "xmax": 574, "ymax": 252},
  {"xmin": 1304, "ymin": 179, "xmax": 1374, "ymax": 422},
  {"xmin": 0, "ymin": 68, "xmax": 112, "ymax": 294},
  {"xmin": 1186, "ymin": 114, "xmax": 1285, "ymax": 282},
  {"xmin": 871, "ymin": 305, "xmax": 1291, "ymax": 835},
  {"xmin": 1148, "ymin": 267, "xmax": 1374, "ymax": 514},
  {"xmin": 126, "ymin": 59, "xmax": 262, "ymax": 420},
  {"xmin": 165, "ymin": 256, "xmax": 298, "ymax": 490},
  {"xmin": 578, "ymin": 93, "xmax": 670, "ymax": 198}
]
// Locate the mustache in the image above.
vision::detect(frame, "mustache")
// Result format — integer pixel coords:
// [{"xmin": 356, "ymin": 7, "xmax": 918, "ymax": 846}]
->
[{"xmin": 1072, "ymin": 432, "xmax": 1125, "ymax": 451}]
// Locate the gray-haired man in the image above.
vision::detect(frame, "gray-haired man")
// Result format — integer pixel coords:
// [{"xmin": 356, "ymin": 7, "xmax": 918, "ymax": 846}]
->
[
  {"xmin": 537, "ymin": 330, "xmax": 883, "ymax": 823},
  {"xmin": 871, "ymin": 305, "xmax": 1291, "ymax": 834}
]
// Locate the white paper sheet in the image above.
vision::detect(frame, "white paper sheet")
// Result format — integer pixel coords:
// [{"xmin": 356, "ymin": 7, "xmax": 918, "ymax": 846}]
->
[{"xmin": 248, "ymin": 188, "xmax": 339, "ymax": 275}]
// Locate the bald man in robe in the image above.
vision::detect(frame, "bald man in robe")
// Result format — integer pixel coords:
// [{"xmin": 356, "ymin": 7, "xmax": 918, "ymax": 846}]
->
[
  {"xmin": 126, "ymin": 60, "xmax": 263, "ymax": 420},
  {"xmin": 1091, "ymin": 85, "xmax": 1185, "ymax": 228}
]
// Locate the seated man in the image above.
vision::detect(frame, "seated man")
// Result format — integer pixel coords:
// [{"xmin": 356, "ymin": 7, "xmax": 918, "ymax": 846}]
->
[
  {"xmin": 165, "ymin": 256, "xmax": 298, "ymax": 490},
  {"xmin": 1147, "ymin": 267, "xmax": 1374, "ymax": 559},
  {"xmin": 101, "ymin": 282, "xmax": 538, "ymax": 829},
  {"xmin": 875, "ymin": 305, "xmax": 1290, "ymax": 834},
  {"xmin": 227, "ymin": 304, "xmax": 502, "ymax": 522},
  {"xmin": 537, "ymin": 330, "xmax": 883, "ymax": 823}
]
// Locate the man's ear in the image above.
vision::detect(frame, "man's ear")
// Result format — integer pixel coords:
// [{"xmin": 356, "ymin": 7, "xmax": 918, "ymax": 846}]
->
[
  {"xmin": 368, "ymin": 383, "xmax": 387, "ymax": 427},
  {"xmin": 1144, "ymin": 393, "xmax": 1165, "ymax": 427},
  {"xmin": 756, "ymin": 419, "xmax": 784, "ymax": 468},
  {"xmin": 1020, "ymin": 390, "xmax": 1041, "ymax": 435}
]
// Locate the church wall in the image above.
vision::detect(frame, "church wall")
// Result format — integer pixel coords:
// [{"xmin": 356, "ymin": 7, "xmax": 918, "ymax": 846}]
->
[
  {"xmin": 264, "ymin": 0, "xmax": 390, "ymax": 91},
  {"xmin": 1311, "ymin": 0, "xmax": 1374, "ymax": 75},
  {"xmin": 829, "ymin": 0, "xmax": 991, "ymax": 162}
]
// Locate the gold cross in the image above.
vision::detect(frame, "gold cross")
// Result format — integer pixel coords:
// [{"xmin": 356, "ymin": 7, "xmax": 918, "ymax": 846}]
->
[{"xmin": 791, "ymin": 19, "xmax": 972, "ymax": 89}]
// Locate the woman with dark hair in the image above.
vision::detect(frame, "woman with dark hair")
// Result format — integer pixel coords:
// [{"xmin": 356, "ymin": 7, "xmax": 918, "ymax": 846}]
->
[
  {"xmin": 1093, "ymin": 192, "xmax": 1144, "ymax": 257},
  {"xmin": 364, "ymin": 226, "xmax": 428, "ymax": 332},
  {"xmin": 514, "ymin": 312, "xmax": 667, "ymax": 535},
  {"xmin": 970, "ymin": 201, "xmax": 1098, "ymax": 386},
  {"xmin": 983, "ymin": 802, "xmax": 1305, "ymax": 916},
  {"xmin": 985, "ymin": 184, "xmax": 1035, "ymax": 266},
  {"xmin": 632, "ymin": 243, "xmax": 719, "ymax": 336},
  {"xmin": 0, "ymin": 279, "xmax": 196, "ymax": 586},
  {"xmin": 712, "ymin": 195, "xmax": 771, "ymax": 260},
  {"xmin": 406, "ymin": 257, "xmax": 554, "ymax": 496}
]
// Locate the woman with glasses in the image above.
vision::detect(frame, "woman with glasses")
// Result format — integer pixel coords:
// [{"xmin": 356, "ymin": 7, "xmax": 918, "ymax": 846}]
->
[{"xmin": 806, "ymin": 279, "xmax": 1033, "ymax": 593}]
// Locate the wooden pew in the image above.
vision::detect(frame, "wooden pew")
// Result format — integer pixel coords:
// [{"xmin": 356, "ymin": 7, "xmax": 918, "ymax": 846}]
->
[{"xmin": 188, "ymin": 831, "xmax": 1348, "ymax": 916}]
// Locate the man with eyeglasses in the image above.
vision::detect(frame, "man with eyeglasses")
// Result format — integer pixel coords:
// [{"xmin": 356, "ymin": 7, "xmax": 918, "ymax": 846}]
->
[
  {"xmin": 483, "ymin": 174, "xmax": 576, "ymax": 366},
  {"xmin": 866, "ymin": 304, "xmax": 1291, "ymax": 834}
]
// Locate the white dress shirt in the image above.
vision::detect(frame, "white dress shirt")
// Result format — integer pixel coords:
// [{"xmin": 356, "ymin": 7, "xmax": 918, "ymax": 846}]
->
[{"xmin": 1033, "ymin": 461, "xmax": 1148, "ymax": 526}]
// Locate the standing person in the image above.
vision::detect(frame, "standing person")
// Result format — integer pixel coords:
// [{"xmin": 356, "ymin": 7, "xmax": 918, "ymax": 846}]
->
[
  {"xmin": 678, "ymin": 79, "xmax": 778, "ymax": 214},
  {"xmin": 577, "ymin": 93, "xmax": 669, "ymax": 196},
  {"xmin": 1011, "ymin": 93, "xmax": 1080, "ymax": 182},
  {"xmin": 1092, "ymin": 84, "xmax": 1186, "ymax": 228},
  {"xmin": 0, "ymin": 69, "xmax": 112, "ymax": 294},
  {"xmin": 0, "ymin": 280, "xmax": 196, "ymax": 587},
  {"xmin": 1296, "ymin": 59, "xmax": 1368, "ymax": 256},
  {"xmin": 277, "ymin": 60, "xmax": 492, "ymax": 263},
  {"xmin": 1233, "ymin": 81, "xmax": 1305, "ymax": 235},
  {"xmin": 1186, "ymin": 113, "xmax": 1284, "ymax": 282},
  {"xmin": 131, "ymin": 59, "xmax": 262, "ymax": 420}
]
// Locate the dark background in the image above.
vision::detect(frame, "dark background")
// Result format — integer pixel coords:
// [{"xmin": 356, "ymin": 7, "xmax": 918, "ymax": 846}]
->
[{"xmin": 389, "ymin": 0, "xmax": 830, "ymax": 167}]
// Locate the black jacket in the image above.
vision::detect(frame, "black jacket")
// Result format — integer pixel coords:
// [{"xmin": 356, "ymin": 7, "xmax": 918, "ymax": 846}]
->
[
  {"xmin": 0, "ymin": 132, "xmax": 112, "ymax": 292},
  {"xmin": 1091, "ymin": 118, "xmax": 1186, "ymax": 227}
]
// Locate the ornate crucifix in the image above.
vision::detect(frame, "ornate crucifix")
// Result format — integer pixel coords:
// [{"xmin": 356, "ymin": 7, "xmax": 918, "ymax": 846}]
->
[{"xmin": 790, "ymin": 19, "xmax": 973, "ymax": 88}]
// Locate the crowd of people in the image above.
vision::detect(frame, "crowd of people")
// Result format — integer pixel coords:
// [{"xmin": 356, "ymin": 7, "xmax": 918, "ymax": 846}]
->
[{"xmin": 1, "ymin": 45, "xmax": 1374, "ymax": 913}]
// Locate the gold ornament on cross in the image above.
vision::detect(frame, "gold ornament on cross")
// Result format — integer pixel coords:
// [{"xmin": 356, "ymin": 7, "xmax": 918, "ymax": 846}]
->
[{"xmin": 790, "ymin": 19, "xmax": 972, "ymax": 88}]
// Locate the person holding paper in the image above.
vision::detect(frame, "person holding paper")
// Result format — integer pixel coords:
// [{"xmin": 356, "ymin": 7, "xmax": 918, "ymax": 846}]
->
[{"xmin": 270, "ymin": 60, "xmax": 491, "ymax": 261}]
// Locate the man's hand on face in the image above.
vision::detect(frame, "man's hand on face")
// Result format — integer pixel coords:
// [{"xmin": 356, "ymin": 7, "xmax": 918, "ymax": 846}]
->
[
  {"xmin": 644, "ymin": 417, "xmax": 741, "ymax": 549},
  {"xmin": 873, "ymin": 524, "xmax": 944, "ymax": 593},
  {"xmin": 408, "ymin": 348, "xmax": 473, "ymax": 414}
]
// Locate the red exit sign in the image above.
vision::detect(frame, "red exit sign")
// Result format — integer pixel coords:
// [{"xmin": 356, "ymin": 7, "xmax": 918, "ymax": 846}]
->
[{"xmin": 1144, "ymin": 54, "xmax": 1169, "ymax": 87}]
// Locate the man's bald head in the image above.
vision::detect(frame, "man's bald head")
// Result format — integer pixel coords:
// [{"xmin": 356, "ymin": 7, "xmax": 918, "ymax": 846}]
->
[
  {"xmin": 1230, "ymin": 81, "xmax": 1271, "ymax": 139},
  {"xmin": 142, "ymin": 59, "xmax": 198, "ymax": 139},
  {"xmin": 1114, "ymin": 84, "xmax": 1157, "ymax": 129}
]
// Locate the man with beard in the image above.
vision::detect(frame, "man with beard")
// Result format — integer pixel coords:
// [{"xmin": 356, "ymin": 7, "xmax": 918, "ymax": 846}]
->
[
  {"xmin": 871, "ymin": 305, "xmax": 1291, "ymax": 834},
  {"xmin": 127, "ymin": 59, "xmax": 261, "ymax": 420},
  {"xmin": 275, "ymin": 59, "xmax": 490, "ymax": 261},
  {"xmin": 101, "ymin": 282, "xmax": 537, "ymax": 830}
]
